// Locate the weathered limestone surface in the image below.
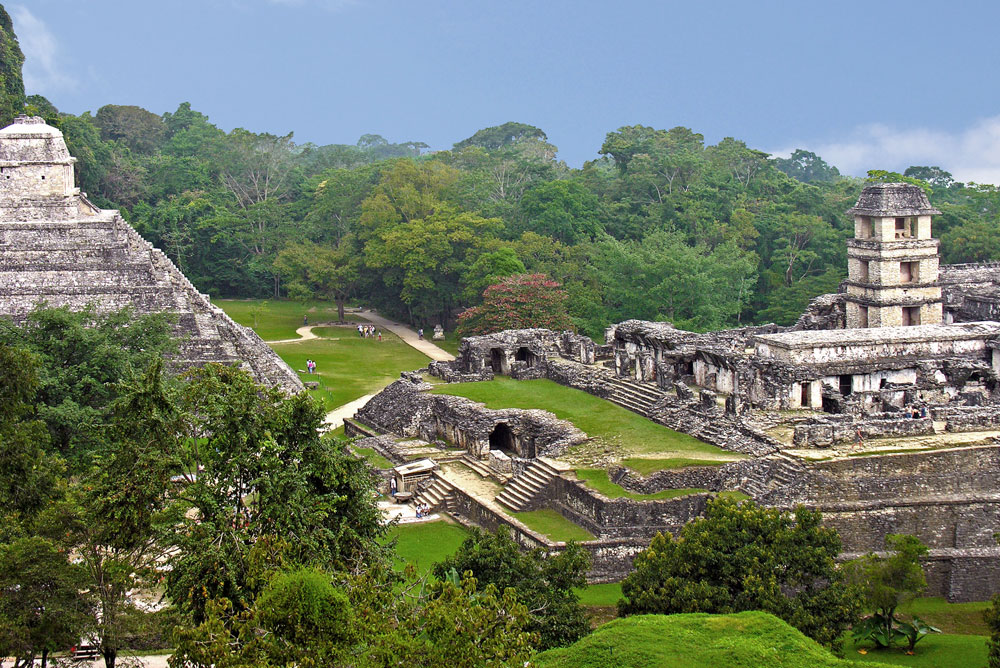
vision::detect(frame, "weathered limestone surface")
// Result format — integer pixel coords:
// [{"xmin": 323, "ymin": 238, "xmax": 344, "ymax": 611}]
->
[
  {"xmin": 0, "ymin": 116, "xmax": 302, "ymax": 393},
  {"xmin": 353, "ymin": 377, "xmax": 587, "ymax": 459}
]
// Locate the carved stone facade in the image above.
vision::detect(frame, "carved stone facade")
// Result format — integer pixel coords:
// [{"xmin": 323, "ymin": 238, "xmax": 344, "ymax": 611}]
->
[
  {"xmin": 845, "ymin": 183, "xmax": 943, "ymax": 328},
  {"xmin": 0, "ymin": 116, "xmax": 302, "ymax": 393}
]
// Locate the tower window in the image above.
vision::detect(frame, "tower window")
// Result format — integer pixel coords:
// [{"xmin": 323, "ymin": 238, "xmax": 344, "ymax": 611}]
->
[
  {"xmin": 900, "ymin": 262, "xmax": 918, "ymax": 283},
  {"xmin": 858, "ymin": 260, "xmax": 869, "ymax": 282},
  {"xmin": 895, "ymin": 217, "xmax": 912, "ymax": 238},
  {"xmin": 902, "ymin": 306, "xmax": 920, "ymax": 326}
]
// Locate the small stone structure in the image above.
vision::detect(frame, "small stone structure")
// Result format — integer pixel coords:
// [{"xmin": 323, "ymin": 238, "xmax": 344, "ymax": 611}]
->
[
  {"xmin": 0, "ymin": 116, "xmax": 302, "ymax": 393},
  {"xmin": 354, "ymin": 375, "xmax": 588, "ymax": 461}
]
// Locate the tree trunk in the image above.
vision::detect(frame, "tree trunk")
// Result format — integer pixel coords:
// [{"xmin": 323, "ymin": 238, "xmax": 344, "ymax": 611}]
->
[
  {"xmin": 104, "ymin": 648, "xmax": 117, "ymax": 668},
  {"xmin": 272, "ymin": 274, "xmax": 281, "ymax": 299},
  {"xmin": 337, "ymin": 299, "xmax": 346, "ymax": 323},
  {"xmin": 41, "ymin": 648, "xmax": 48, "ymax": 668}
]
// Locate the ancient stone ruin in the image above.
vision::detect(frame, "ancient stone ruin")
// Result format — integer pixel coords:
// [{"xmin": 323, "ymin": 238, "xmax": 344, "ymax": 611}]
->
[
  {"xmin": 0, "ymin": 116, "xmax": 302, "ymax": 393},
  {"xmin": 350, "ymin": 183, "xmax": 1000, "ymax": 601}
]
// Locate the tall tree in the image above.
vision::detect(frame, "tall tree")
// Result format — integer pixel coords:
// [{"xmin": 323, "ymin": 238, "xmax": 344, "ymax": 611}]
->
[
  {"xmin": 456, "ymin": 273, "xmax": 573, "ymax": 336},
  {"xmin": 0, "ymin": 5, "xmax": 24, "ymax": 127}
]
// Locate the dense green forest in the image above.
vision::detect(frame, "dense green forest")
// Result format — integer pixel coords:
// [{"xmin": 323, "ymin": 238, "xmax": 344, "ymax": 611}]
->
[{"xmin": 3, "ymin": 5, "xmax": 1000, "ymax": 336}]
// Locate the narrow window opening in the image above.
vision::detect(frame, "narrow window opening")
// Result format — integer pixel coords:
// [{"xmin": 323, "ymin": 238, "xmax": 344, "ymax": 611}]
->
[{"xmin": 839, "ymin": 375, "xmax": 853, "ymax": 396}]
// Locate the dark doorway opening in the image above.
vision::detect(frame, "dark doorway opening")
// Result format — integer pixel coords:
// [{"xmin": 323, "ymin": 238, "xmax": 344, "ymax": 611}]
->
[
  {"xmin": 800, "ymin": 383, "xmax": 811, "ymax": 408},
  {"xmin": 489, "ymin": 423, "xmax": 516, "ymax": 456},
  {"xmin": 490, "ymin": 348, "xmax": 505, "ymax": 374},
  {"xmin": 515, "ymin": 346, "xmax": 536, "ymax": 367},
  {"xmin": 839, "ymin": 375, "xmax": 853, "ymax": 396}
]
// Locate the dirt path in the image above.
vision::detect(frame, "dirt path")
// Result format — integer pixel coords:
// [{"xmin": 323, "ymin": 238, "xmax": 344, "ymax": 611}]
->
[
  {"xmin": 354, "ymin": 310, "xmax": 455, "ymax": 362},
  {"xmin": 268, "ymin": 324, "xmax": 324, "ymax": 344},
  {"xmin": 267, "ymin": 313, "xmax": 454, "ymax": 363},
  {"xmin": 323, "ymin": 393, "xmax": 376, "ymax": 431}
]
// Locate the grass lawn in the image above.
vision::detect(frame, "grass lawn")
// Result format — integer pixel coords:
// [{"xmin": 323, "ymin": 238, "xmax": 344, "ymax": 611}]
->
[
  {"xmin": 621, "ymin": 457, "xmax": 731, "ymax": 475},
  {"xmin": 575, "ymin": 468, "xmax": 707, "ymax": 500},
  {"xmin": 352, "ymin": 446, "xmax": 393, "ymax": 469},
  {"xmin": 387, "ymin": 520, "xmax": 469, "ymax": 576},
  {"xmin": 533, "ymin": 611, "xmax": 899, "ymax": 668},
  {"xmin": 577, "ymin": 582, "xmax": 622, "ymax": 607},
  {"xmin": 897, "ymin": 597, "xmax": 991, "ymax": 636},
  {"xmin": 215, "ymin": 298, "xmax": 360, "ymax": 341},
  {"xmin": 513, "ymin": 508, "xmax": 595, "ymax": 542},
  {"xmin": 431, "ymin": 377, "xmax": 736, "ymax": 460},
  {"xmin": 270, "ymin": 332, "xmax": 430, "ymax": 410},
  {"xmin": 845, "ymin": 634, "xmax": 987, "ymax": 668}
]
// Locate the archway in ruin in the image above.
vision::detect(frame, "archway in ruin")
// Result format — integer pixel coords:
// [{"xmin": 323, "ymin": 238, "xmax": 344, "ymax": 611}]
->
[
  {"xmin": 515, "ymin": 346, "xmax": 536, "ymax": 368},
  {"xmin": 488, "ymin": 422, "xmax": 516, "ymax": 456}
]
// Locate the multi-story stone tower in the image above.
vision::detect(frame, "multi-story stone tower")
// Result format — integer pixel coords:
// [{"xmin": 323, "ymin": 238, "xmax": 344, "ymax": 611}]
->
[
  {"xmin": 0, "ymin": 116, "xmax": 304, "ymax": 393},
  {"xmin": 844, "ymin": 183, "xmax": 943, "ymax": 328}
]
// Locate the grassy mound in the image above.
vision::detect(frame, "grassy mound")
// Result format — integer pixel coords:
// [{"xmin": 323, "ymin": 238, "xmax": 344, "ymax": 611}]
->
[{"xmin": 531, "ymin": 612, "xmax": 895, "ymax": 668}]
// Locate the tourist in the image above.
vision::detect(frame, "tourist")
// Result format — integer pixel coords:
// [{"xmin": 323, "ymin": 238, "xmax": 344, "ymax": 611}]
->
[
  {"xmin": 920, "ymin": 405, "xmax": 928, "ymax": 418},
  {"xmin": 303, "ymin": 315, "xmax": 308, "ymax": 326},
  {"xmin": 390, "ymin": 477, "xmax": 397, "ymax": 496},
  {"xmin": 855, "ymin": 427, "xmax": 863, "ymax": 448},
  {"xmin": 418, "ymin": 328, "xmax": 424, "ymax": 340},
  {"xmin": 415, "ymin": 505, "xmax": 423, "ymax": 519},
  {"xmin": 357, "ymin": 324, "xmax": 363, "ymax": 337},
  {"xmin": 378, "ymin": 330, "xmax": 382, "ymax": 342}
]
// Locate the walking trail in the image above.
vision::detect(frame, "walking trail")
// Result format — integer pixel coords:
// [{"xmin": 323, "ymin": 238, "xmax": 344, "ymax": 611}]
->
[{"xmin": 264, "ymin": 310, "xmax": 454, "ymax": 430}]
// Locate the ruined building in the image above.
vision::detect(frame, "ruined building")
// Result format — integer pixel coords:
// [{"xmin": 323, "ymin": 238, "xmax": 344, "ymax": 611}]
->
[
  {"xmin": 350, "ymin": 182, "xmax": 1000, "ymax": 601},
  {"xmin": 0, "ymin": 116, "xmax": 302, "ymax": 392}
]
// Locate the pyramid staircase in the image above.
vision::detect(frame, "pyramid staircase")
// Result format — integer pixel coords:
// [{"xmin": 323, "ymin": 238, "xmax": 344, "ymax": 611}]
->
[{"xmin": 495, "ymin": 458, "xmax": 560, "ymax": 512}]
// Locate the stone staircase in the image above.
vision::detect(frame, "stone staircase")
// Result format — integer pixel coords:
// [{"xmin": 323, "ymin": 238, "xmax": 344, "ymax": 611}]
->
[
  {"xmin": 413, "ymin": 473, "xmax": 456, "ymax": 512},
  {"xmin": 495, "ymin": 458, "xmax": 560, "ymax": 511},
  {"xmin": 606, "ymin": 377, "xmax": 668, "ymax": 417},
  {"xmin": 460, "ymin": 454, "xmax": 493, "ymax": 478}
]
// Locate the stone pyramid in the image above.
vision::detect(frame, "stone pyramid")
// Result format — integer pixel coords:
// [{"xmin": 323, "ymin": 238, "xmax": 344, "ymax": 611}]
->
[{"xmin": 0, "ymin": 115, "xmax": 303, "ymax": 393}]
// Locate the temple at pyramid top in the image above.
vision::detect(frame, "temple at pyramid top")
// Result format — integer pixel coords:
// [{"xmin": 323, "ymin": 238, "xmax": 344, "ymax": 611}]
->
[{"xmin": 0, "ymin": 115, "xmax": 304, "ymax": 394}]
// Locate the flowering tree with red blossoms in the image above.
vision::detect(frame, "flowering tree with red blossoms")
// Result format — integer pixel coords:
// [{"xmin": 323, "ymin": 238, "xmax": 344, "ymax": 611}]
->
[{"xmin": 456, "ymin": 273, "xmax": 573, "ymax": 336}]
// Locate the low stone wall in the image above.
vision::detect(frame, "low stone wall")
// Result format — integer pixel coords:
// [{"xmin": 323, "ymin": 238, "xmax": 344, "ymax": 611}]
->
[
  {"xmin": 610, "ymin": 465, "xmax": 725, "ymax": 494},
  {"xmin": 932, "ymin": 405, "xmax": 1000, "ymax": 432},
  {"xmin": 548, "ymin": 475, "xmax": 710, "ymax": 540},
  {"xmin": 792, "ymin": 415, "xmax": 934, "ymax": 447}
]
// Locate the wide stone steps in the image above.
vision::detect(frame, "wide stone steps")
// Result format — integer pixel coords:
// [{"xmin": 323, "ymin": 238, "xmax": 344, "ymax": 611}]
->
[
  {"xmin": 414, "ymin": 474, "xmax": 456, "ymax": 511},
  {"xmin": 461, "ymin": 455, "xmax": 493, "ymax": 478},
  {"xmin": 604, "ymin": 377, "xmax": 669, "ymax": 418},
  {"xmin": 495, "ymin": 459, "xmax": 560, "ymax": 511}
]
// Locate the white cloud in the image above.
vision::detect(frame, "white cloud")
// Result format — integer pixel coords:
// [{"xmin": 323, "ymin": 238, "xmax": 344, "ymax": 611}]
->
[
  {"xmin": 10, "ymin": 5, "xmax": 76, "ymax": 95},
  {"xmin": 770, "ymin": 117, "xmax": 1000, "ymax": 186}
]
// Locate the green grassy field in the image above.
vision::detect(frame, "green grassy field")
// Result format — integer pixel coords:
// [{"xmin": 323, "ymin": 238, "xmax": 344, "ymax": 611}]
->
[
  {"xmin": 844, "ymin": 634, "xmax": 987, "ymax": 668},
  {"xmin": 575, "ymin": 468, "xmax": 707, "ymax": 500},
  {"xmin": 576, "ymin": 582, "xmax": 622, "ymax": 607},
  {"xmin": 215, "ymin": 298, "xmax": 360, "ymax": 341},
  {"xmin": 621, "ymin": 457, "xmax": 730, "ymax": 475},
  {"xmin": 387, "ymin": 521, "xmax": 469, "ymax": 576},
  {"xmin": 513, "ymin": 508, "xmax": 595, "ymax": 542},
  {"xmin": 532, "ymin": 611, "xmax": 899, "ymax": 668},
  {"xmin": 352, "ymin": 446, "xmax": 393, "ymax": 469},
  {"xmin": 270, "ymin": 332, "xmax": 430, "ymax": 410},
  {"xmin": 431, "ymin": 377, "xmax": 736, "ymax": 462}
]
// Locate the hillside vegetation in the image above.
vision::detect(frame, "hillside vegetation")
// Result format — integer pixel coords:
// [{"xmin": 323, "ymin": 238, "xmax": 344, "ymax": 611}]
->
[{"xmin": 531, "ymin": 612, "xmax": 896, "ymax": 668}]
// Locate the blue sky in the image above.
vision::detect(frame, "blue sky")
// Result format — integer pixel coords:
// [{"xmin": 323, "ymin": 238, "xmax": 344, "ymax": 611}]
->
[{"xmin": 12, "ymin": 1, "xmax": 1000, "ymax": 182}]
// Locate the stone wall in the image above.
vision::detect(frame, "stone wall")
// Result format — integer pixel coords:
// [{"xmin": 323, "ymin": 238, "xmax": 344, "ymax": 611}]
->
[
  {"xmin": 792, "ymin": 414, "xmax": 935, "ymax": 447},
  {"xmin": 610, "ymin": 464, "xmax": 726, "ymax": 494},
  {"xmin": 548, "ymin": 475, "xmax": 710, "ymax": 540},
  {"xmin": 353, "ymin": 377, "xmax": 588, "ymax": 458}
]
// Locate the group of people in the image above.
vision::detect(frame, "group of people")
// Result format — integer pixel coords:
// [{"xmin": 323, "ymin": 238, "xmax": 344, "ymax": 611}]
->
[
  {"xmin": 306, "ymin": 359, "xmax": 316, "ymax": 374},
  {"xmin": 414, "ymin": 502, "xmax": 432, "ymax": 518},
  {"xmin": 357, "ymin": 324, "xmax": 382, "ymax": 341},
  {"xmin": 909, "ymin": 405, "xmax": 929, "ymax": 419}
]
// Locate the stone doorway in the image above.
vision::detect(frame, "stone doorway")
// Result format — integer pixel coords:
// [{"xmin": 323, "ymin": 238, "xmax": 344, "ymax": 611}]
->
[
  {"xmin": 515, "ymin": 346, "xmax": 536, "ymax": 367},
  {"xmin": 488, "ymin": 422, "xmax": 516, "ymax": 456},
  {"xmin": 490, "ymin": 348, "xmax": 506, "ymax": 374}
]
